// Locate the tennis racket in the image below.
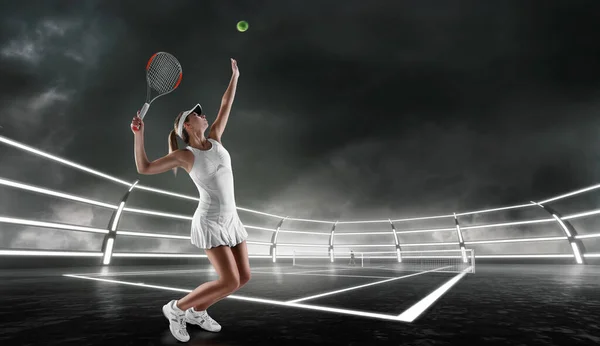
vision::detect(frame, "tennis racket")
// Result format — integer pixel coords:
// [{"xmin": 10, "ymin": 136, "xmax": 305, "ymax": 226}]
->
[{"xmin": 133, "ymin": 52, "xmax": 183, "ymax": 131}]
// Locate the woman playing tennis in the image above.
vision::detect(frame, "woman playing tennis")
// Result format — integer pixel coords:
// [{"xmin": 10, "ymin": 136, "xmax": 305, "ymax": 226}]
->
[{"xmin": 131, "ymin": 58, "xmax": 249, "ymax": 342}]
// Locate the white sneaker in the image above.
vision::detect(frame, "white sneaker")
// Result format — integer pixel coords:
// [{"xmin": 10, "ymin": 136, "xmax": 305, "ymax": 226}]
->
[
  {"xmin": 162, "ymin": 300, "xmax": 190, "ymax": 342},
  {"xmin": 185, "ymin": 308, "xmax": 222, "ymax": 332}
]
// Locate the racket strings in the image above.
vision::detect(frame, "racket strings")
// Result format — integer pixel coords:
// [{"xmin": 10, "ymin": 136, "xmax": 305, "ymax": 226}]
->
[{"xmin": 147, "ymin": 53, "xmax": 182, "ymax": 95}]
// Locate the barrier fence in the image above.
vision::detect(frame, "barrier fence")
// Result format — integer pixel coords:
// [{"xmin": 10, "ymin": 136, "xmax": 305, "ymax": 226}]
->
[{"xmin": 1, "ymin": 134, "xmax": 599, "ymax": 265}]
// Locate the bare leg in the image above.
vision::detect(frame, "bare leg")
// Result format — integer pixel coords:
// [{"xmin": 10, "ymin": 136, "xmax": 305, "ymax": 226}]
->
[
  {"xmin": 192, "ymin": 241, "xmax": 251, "ymax": 311},
  {"xmin": 231, "ymin": 241, "xmax": 251, "ymax": 288},
  {"xmin": 176, "ymin": 245, "xmax": 240, "ymax": 311}
]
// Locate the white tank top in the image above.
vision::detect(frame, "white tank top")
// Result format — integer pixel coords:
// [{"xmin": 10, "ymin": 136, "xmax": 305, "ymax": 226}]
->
[{"xmin": 185, "ymin": 139, "xmax": 237, "ymax": 218}]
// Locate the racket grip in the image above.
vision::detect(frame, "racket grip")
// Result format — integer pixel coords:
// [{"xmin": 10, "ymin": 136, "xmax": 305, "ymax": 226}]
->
[{"xmin": 139, "ymin": 103, "xmax": 150, "ymax": 120}]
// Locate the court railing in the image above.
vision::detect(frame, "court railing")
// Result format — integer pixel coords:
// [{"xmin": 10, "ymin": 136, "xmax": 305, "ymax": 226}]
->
[{"xmin": 1, "ymin": 134, "xmax": 599, "ymax": 265}]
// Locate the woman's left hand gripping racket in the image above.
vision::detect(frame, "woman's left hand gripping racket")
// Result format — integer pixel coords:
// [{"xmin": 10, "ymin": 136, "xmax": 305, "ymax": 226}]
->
[{"xmin": 132, "ymin": 52, "xmax": 183, "ymax": 131}]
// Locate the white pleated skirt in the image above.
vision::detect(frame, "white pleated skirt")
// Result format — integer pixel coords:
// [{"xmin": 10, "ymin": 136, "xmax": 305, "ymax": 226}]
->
[{"xmin": 190, "ymin": 211, "xmax": 248, "ymax": 249}]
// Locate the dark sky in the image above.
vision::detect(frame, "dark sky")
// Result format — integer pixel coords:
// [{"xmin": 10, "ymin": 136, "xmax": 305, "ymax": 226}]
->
[{"xmin": 1, "ymin": 1, "xmax": 600, "ymax": 255}]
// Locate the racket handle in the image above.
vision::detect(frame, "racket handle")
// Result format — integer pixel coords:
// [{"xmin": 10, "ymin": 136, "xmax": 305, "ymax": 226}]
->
[
  {"xmin": 139, "ymin": 103, "xmax": 150, "ymax": 120},
  {"xmin": 132, "ymin": 103, "xmax": 150, "ymax": 132}
]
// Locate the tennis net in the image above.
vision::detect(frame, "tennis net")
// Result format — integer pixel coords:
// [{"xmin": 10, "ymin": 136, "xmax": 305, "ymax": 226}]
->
[{"xmin": 292, "ymin": 248, "xmax": 475, "ymax": 273}]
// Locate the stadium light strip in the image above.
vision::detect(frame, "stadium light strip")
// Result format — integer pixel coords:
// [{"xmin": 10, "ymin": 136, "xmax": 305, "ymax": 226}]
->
[
  {"xmin": 563, "ymin": 209, "xmax": 600, "ymax": 220},
  {"xmin": 122, "ymin": 207, "xmax": 192, "ymax": 220},
  {"xmin": 4, "ymin": 134, "xmax": 600, "ymax": 235},
  {"xmin": 400, "ymin": 242, "xmax": 457, "ymax": 247},
  {"xmin": 284, "ymin": 217, "xmax": 336, "ymax": 224},
  {"xmin": 112, "ymin": 253, "xmax": 206, "ymax": 258},
  {"xmin": 296, "ymin": 252, "xmax": 471, "ymax": 258},
  {"xmin": 334, "ymin": 249, "xmax": 466, "ymax": 254},
  {"xmin": 401, "ymin": 256, "xmax": 463, "ymax": 259},
  {"xmin": 336, "ymin": 219, "xmax": 393, "ymax": 224},
  {"xmin": 0, "ymin": 137, "xmax": 282, "ymax": 220},
  {"xmin": 460, "ymin": 218, "xmax": 554, "ymax": 230},
  {"xmin": 0, "ymin": 216, "xmax": 109, "ymax": 234},
  {"xmin": 335, "ymin": 232, "xmax": 395, "ymax": 236},
  {"xmin": 278, "ymin": 229, "xmax": 331, "ymax": 235},
  {"xmin": 133, "ymin": 185, "xmax": 198, "ymax": 201},
  {"xmin": 244, "ymin": 225, "xmax": 277, "ymax": 232},
  {"xmin": 117, "ymin": 230, "xmax": 190, "ymax": 240},
  {"xmin": 584, "ymin": 253, "xmax": 600, "ymax": 258},
  {"xmin": 0, "ymin": 135, "xmax": 131, "ymax": 186},
  {"xmin": 0, "ymin": 177, "xmax": 118, "ymax": 209},
  {"xmin": 454, "ymin": 203, "xmax": 535, "ymax": 216},
  {"xmin": 539, "ymin": 183, "xmax": 600, "ymax": 204},
  {"xmin": 396, "ymin": 227, "xmax": 456, "ymax": 234},
  {"xmin": 293, "ymin": 256, "xmax": 331, "ymax": 259},
  {"xmin": 246, "ymin": 241, "xmax": 272, "ymax": 246},
  {"xmin": 476, "ymin": 254, "xmax": 573, "ymax": 258},
  {"xmin": 132, "ymin": 186, "xmax": 286, "ymax": 220},
  {"xmin": 236, "ymin": 207, "xmax": 285, "ymax": 219},
  {"xmin": 0, "ymin": 250, "xmax": 103, "ymax": 256},
  {"xmin": 277, "ymin": 243, "xmax": 331, "ymax": 247},
  {"xmin": 333, "ymin": 244, "xmax": 396, "ymax": 247},
  {"xmin": 390, "ymin": 214, "xmax": 454, "ymax": 223},
  {"xmin": 575, "ymin": 233, "xmax": 600, "ymax": 239},
  {"xmin": 110, "ymin": 253, "xmax": 272, "ymax": 259},
  {"xmin": 464, "ymin": 236, "xmax": 567, "ymax": 245}
]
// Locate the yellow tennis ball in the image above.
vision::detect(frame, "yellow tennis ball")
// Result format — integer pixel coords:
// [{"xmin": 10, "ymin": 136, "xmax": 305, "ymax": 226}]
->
[{"xmin": 237, "ymin": 21, "xmax": 249, "ymax": 32}]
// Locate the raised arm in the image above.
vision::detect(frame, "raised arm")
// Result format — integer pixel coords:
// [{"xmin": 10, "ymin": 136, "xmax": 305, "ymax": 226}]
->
[
  {"xmin": 209, "ymin": 58, "xmax": 240, "ymax": 142},
  {"xmin": 131, "ymin": 113, "xmax": 188, "ymax": 175}
]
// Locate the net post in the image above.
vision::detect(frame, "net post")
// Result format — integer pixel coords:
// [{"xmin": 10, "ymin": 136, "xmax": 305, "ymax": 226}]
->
[
  {"xmin": 531, "ymin": 201, "xmax": 586, "ymax": 264},
  {"xmin": 270, "ymin": 216, "xmax": 288, "ymax": 263},
  {"xmin": 101, "ymin": 180, "xmax": 139, "ymax": 266}
]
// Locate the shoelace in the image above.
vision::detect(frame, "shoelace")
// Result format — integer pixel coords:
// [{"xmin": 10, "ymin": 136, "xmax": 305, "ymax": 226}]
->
[
  {"xmin": 194, "ymin": 311, "xmax": 215, "ymax": 325},
  {"xmin": 176, "ymin": 313, "xmax": 187, "ymax": 329}
]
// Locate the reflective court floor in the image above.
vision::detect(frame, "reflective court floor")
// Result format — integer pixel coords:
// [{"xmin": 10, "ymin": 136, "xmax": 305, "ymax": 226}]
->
[{"xmin": 1, "ymin": 261, "xmax": 599, "ymax": 346}]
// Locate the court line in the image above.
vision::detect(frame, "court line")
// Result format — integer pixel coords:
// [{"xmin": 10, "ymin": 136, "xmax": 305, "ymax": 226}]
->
[
  {"xmin": 397, "ymin": 266, "xmax": 472, "ymax": 322},
  {"xmin": 288, "ymin": 267, "xmax": 358, "ymax": 275},
  {"xmin": 251, "ymin": 271, "xmax": 397, "ymax": 280},
  {"xmin": 285, "ymin": 266, "xmax": 453, "ymax": 303},
  {"xmin": 62, "ymin": 273, "xmax": 411, "ymax": 322},
  {"xmin": 64, "ymin": 267, "xmax": 276, "ymax": 277}
]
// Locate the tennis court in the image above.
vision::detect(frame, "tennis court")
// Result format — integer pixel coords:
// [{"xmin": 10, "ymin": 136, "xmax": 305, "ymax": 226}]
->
[{"xmin": 62, "ymin": 249, "xmax": 474, "ymax": 323}]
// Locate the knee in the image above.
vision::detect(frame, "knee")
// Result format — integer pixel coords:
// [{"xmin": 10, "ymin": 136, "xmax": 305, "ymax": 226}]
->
[
  {"xmin": 220, "ymin": 275, "xmax": 240, "ymax": 292},
  {"xmin": 238, "ymin": 271, "xmax": 251, "ymax": 288}
]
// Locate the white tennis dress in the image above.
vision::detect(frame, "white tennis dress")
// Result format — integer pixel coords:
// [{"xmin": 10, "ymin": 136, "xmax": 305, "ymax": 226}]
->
[{"xmin": 185, "ymin": 139, "xmax": 248, "ymax": 249}]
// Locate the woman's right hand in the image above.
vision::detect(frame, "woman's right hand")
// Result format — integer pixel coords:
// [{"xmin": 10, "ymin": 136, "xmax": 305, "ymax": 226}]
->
[{"xmin": 131, "ymin": 111, "xmax": 144, "ymax": 134}]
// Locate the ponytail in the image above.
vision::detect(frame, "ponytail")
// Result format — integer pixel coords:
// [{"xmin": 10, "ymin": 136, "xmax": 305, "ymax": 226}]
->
[{"xmin": 168, "ymin": 130, "xmax": 179, "ymax": 176}]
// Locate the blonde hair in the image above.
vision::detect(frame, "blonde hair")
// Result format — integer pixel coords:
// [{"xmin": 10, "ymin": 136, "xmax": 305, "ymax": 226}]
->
[{"xmin": 168, "ymin": 111, "xmax": 189, "ymax": 176}]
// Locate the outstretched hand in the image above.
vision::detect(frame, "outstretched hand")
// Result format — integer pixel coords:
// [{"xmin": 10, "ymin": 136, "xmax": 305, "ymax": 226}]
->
[
  {"xmin": 231, "ymin": 58, "xmax": 239, "ymax": 77},
  {"xmin": 131, "ymin": 111, "xmax": 144, "ymax": 134}
]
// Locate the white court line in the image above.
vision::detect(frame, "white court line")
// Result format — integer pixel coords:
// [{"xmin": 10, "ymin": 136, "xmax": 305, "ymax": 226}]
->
[
  {"xmin": 289, "ymin": 267, "xmax": 358, "ymax": 275},
  {"xmin": 65, "ymin": 267, "xmax": 278, "ymax": 277},
  {"xmin": 66, "ymin": 269, "xmax": 215, "ymax": 277},
  {"xmin": 251, "ymin": 271, "xmax": 397, "ymax": 280},
  {"xmin": 286, "ymin": 266, "xmax": 452, "ymax": 303},
  {"xmin": 63, "ymin": 273, "xmax": 411, "ymax": 322},
  {"xmin": 397, "ymin": 266, "xmax": 471, "ymax": 323}
]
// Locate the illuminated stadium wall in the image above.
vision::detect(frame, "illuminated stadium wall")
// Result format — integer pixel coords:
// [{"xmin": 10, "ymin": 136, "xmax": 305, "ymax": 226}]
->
[{"xmin": 1, "ymin": 134, "xmax": 599, "ymax": 266}]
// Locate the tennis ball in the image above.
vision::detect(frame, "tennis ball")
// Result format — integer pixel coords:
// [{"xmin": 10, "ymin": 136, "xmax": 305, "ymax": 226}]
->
[{"xmin": 237, "ymin": 21, "xmax": 249, "ymax": 32}]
